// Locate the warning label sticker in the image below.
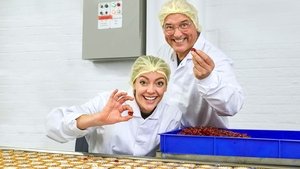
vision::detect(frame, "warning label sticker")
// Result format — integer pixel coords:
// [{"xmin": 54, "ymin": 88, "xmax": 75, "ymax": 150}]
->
[{"xmin": 98, "ymin": 1, "xmax": 122, "ymax": 29}]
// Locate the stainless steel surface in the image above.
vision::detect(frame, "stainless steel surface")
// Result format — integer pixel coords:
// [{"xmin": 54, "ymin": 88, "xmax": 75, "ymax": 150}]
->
[
  {"xmin": 157, "ymin": 152, "xmax": 300, "ymax": 169},
  {"xmin": 82, "ymin": 0, "xmax": 146, "ymax": 60}
]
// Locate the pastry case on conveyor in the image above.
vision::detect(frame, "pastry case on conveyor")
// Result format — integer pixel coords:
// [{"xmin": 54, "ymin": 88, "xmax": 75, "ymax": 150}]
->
[{"xmin": 1, "ymin": 146, "xmax": 300, "ymax": 169}]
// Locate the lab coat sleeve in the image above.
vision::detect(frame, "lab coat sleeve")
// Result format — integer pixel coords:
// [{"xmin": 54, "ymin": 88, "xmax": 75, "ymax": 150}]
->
[
  {"xmin": 165, "ymin": 106, "xmax": 183, "ymax": 131},
  {"xmin": 196, "ymin": 51, "xmax": 245, "ymax": 116},
  {"xmin": 46, "ymin": 93, "xmax": 107, "ymax": 143}
]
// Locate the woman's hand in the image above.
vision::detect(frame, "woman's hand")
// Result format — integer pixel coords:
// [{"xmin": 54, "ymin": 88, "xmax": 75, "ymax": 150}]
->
[
  {"xmin": 97, "ymin": 89, "xmax": 134, "ymax": 125},
  {"xmin": 191, "ymin": 48, "xmax": 215, "ymax": 80},
  {"xmin": 76, "ymin": 89, "xmax": 134, "ymax": 130}
]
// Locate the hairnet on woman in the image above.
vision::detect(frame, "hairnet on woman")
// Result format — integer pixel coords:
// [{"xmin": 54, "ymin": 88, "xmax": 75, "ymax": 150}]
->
[
  {"xmin": 46, "ymin": 55, "xmax": 182, "ymax": 156},
  {"xmin": 130, "ymin": 55, "xmax": 170, "ymax": 86}
]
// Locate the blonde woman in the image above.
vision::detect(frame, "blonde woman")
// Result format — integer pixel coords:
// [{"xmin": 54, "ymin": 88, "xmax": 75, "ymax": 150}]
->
[{"xmin": 46, "ymin": 55, "xmax": 182, "ymax": 156}]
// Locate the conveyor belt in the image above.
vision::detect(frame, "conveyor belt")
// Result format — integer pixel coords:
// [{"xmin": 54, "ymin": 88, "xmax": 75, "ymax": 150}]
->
[{"xmin": 0, "ymin": 146, "xmax": 299, "ymax": 169}]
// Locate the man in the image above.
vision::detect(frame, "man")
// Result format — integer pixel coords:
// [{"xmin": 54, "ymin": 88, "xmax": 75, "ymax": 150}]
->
[{"xmin": 157, "ymin": 0, "xmax": 245, "ymax": 128}]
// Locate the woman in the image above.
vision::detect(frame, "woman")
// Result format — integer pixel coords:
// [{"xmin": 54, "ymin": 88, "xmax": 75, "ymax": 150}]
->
[{"xmin": 46, "ymin": 55, "xmax": 182, "ymax": 156}]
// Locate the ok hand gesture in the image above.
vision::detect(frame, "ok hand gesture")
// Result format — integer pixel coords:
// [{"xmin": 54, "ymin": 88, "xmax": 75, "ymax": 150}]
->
[
  {"xmin": 98, "ymin": 89, "xmax": 134, "ymax": 125},
  {"xmin": 76, "ymin": 89, "xmax": 134, "ymax": 130}
]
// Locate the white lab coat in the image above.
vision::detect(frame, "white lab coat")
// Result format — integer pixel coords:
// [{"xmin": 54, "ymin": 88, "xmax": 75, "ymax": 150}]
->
[
  {"xmin": 46, "ymin": 90, "xmax": 182, "ymax": 156},
  {"xmin": 156, "ymin": 34, "xmax": 245, "ymax": 128}
]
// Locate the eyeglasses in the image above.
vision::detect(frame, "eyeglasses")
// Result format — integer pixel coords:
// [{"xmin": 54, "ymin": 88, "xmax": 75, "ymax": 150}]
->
[{"xmin": 163, "ymin": 21, "xmax": 192, "ymax": 35}]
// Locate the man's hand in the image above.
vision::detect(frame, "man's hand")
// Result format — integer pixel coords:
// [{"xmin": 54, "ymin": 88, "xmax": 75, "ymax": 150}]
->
[{"xmin": 191, "ymin": 48, "xmax": 215, "ymax": 80}]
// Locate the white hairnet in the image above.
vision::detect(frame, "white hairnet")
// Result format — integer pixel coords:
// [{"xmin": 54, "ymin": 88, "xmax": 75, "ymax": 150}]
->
[
  {"xmin": 159, "ymin": 0, "xmax": 201, "ymax": 32},
  {"xmin": 130, "ymin": 55, "xmax": 170, "ymax": 86}
]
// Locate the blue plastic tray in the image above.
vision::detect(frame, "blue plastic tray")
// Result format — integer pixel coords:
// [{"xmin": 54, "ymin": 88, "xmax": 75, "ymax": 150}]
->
[{"xmin": 160, "ymin": 128, "xmax": 300, "ymax": 159}]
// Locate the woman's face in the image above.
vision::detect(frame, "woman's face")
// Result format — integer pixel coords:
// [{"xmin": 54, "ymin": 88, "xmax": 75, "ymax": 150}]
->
[
  {"xmin": 133, "ymin": 72, "xmax": 167, "ymax": 114},
  {"xmin": 163, "ymin": 13, "xmax": 198, "ymax": 60}
]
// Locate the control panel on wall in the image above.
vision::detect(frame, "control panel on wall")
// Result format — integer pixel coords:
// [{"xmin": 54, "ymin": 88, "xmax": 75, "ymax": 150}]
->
[
  {"xmin": 98, "ymin": 1, "xmax": 122, "ymax": 29},
  {"xmin": 82, "ymin": 0, "xmax": 146, "ymax": 61}
]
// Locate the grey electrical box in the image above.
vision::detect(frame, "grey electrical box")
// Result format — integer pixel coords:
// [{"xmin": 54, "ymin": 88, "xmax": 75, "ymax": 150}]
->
[{"xmin": 82, "ymin": 0, "xmax": 146, "ymax": 61}]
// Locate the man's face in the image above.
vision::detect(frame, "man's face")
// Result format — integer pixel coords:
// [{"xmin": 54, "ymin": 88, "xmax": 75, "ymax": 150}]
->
[{"xmin": 163, "ymin": 13, "xmax": 198, "ymax": 60}]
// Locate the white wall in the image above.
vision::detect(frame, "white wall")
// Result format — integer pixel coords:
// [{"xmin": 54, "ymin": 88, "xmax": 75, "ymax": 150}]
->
[
  {"xmin": 1, "ymin": 0, "xmax": 300, "ymax": 152},
  {"xmin": 0, "ymin": 0, "xmax": 132, "ymax": 151},
  {"xmin": 202, "ymin": 0, "xmax": 300, "ymax": 130}
]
